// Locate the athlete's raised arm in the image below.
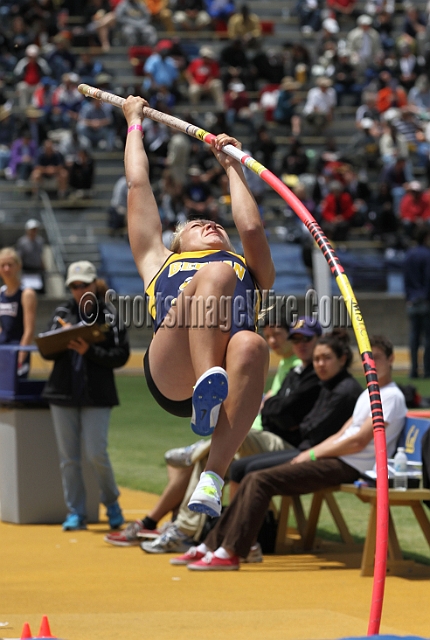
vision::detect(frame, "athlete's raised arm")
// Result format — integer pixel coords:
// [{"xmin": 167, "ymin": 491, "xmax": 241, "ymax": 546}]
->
[
  {"xmin": 122, "ymin": 96, "xmax": 171, "ymax": 285},
  {"xmin": 210, "ymin": 134, "xmax": 275, "ymax": 291}
]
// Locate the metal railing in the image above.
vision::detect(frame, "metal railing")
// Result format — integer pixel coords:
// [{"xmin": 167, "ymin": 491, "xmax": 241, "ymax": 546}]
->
[{"xmin": 38, "ymin": 190, "xmax": 66, "ymax": 277}]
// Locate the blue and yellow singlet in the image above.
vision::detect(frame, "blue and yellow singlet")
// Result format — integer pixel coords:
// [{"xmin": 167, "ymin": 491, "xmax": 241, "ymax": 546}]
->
[{"xmin": 145, "ymin": 250, "xmax": 260, "ymax": 335}]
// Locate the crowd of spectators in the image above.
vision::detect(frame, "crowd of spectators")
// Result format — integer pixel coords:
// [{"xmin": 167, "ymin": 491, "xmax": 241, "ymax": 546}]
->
[{"xmin": 0, "ymin": 0, "xmax": 430, "ymax": 237}]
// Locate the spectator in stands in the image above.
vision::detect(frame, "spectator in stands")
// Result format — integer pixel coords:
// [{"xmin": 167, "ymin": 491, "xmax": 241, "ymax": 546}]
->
[
  {"xmin": 171, "ymin": 0, "xmax": 212, "ymax": 31},
  {"xmin": 179, "ymin": 335, "xmax": 406, "ymax": 571},
  {"xmin": 6, "ymin": 15, "xmax": 34, "ymax": 60},
  {"xmin": 302, "ymin": 76, "xmax": 336, "ymax": 134},
  {"xmin": 371, "ymin": 180, "xmax": 398, "ymax": 239},
  {"xmin": 183, "ymin": 165, "xmax": 218, "ymax": 220},
  {"xmin": 46, "ymin": 33, "xmax": 77, "ymax": 83},
  {"xmin": 164, "ymin": 132, "xmax": 191, "ymax": 190},
  {"xmin": 279, "ymin": 137, "xmax": 309, "ymax": 177},
  {"xmin": 273, "ymin": 76, "xmax": 302, "ymax": 136},
  {"xmin": 30, "ymin": 138, "xmax": 69, "ymax": 198},
  {"xmin": 401, "ymin": 2, "xmax": 427, "ymax": 56},
  {"xmin": 399, "ymin": 181, "xmax": 430, "ymax": 237},
  {"xmin": 219, "ymin": 38, "xmax": 252, "ymax": 91},
  {"xmin": 205, "ymin": 0, "xmax": 235, "ymax": 27},
  {"xmin": 136, "ymin": 315, "xmax": 324, "ymax": 553},
  {"xmin": 41, "ymin": 261, "xmax": 129, "ymax": 532},
  {"xmin": 25, "ymin": 106, "xmax": 48, "ymax": 148},
  {"xmin": 68, "ymin": 148, "xmax": 95, "ymax": 199},
  {"xmin": 15, "ymin": 219, "xmax": 45, "ymax": 293},
  {"xmin": 380, "ymin": 155, "xmax": 412, "ymax": 215},
  {"xmin": 355, "ymin": 90, "xmax": 379, "ymax": 126},
  {"xmin": 379, "ymin": 117, "xmax": 409, "ymax": 165},
  {"xmin": 395, "ymin": 43, "xmax": 422, "ymax": 92},
  {"xmin": 144, "ymin": 0, "xmax": 174, "ymax": 32},
  {"xmin": 115, "ymin": 0, "xmax": 157, "ymax": 46},
  {"xmin": 376, "ymin": 70, "xmax": 408, "ymax": 114},
  {"xmin": 143, "ymin": 42, "xmax": 180, "ymax": 97},
  {"xmin": 51, "ymin": 72, "xmax": 83, "ymax": 129},
  {"xmin": 75, "ymin": 52, "xmax": 106, "ymax": 86},
  {"xmin": 250, "ymin": 125, "xmax": 278, "ymax": 173},
  {"xmin": 332, "ymin": 50, "xmax": 363, "ymax": 107},
  {"xmin": 348, "ymin": 117, "xmax": 380, "ymax": 170},
  {"xmin": 315, "ymin": 18, "xmax": 339, "ymax": 60},
  {"xmin": 0, "ymin": 247, "xmax": 37, "ymax": 378},
  {"xmin": 227, "ymin": 4, "xmax": 262, "ymax": 46},
  {"xmin": 408, "ymin": 75, "xmax": 430, "ymax": 117},
  {"xmin": 184, "ymin": 46, "xmax": 224, "ymax": 109},
  {"xmin": 224, "ymin": 80, "xmax": 253, "ymax": 133},
  {"xmin": 296, "ymin": 0, "xmax": 323, "ymax": 35},
  {"xmin": 326, "ymin": 0, "xmax": 357, "ymax": 19},
  {"xmin": 373, "ymin": 8, "xmax": 395, "ymax": 50},
  {"xmin": 346, "ymin": 14, "xmax": 382, "ymax": 76},
  {"xmin": 14, "ymin": 44, "xmax": 52, "ymax": 109},
  {"xmin": 76, "ymin": 98, "xmax": 115, "ymax": 151},
  {"xmin": 403, "ymin": 225, "xmax": 430, "ymax": 379},
  {"xmin": 6, "ymin": 127, "xmax": 38, "ymax": 184},
  {"xmin": 83, "ymin": 0, "xmax": 117, "ymax": 52},
  {"xmin": 31, "ymin": 76, "xmax": 57, "ymax": 128},
  {"xmin": 251, "ymin": 43, "xmax": 285, "ymax": 87},
  {"xmin": 321, "ymin": 179, "xmax": 356, "ymax": 241},
  {"xmin": 107, "ymin": 174, "xmax": 128, "ymax": 236}
]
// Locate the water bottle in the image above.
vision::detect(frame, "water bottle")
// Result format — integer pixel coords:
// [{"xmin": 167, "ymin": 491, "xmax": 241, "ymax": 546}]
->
[{"xmin": 393, "ymin": 447, "xmax": 408, "ymax": 490}]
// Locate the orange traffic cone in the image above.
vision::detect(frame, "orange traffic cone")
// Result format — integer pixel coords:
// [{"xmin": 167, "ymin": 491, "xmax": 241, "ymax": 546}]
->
[
  {"xmin": 37, "ymin": 615, "xmax": 54, "ymax": 638},
  {"xmin": 20, "ymin": 622, "xmax": 33, "ymax": 639}
]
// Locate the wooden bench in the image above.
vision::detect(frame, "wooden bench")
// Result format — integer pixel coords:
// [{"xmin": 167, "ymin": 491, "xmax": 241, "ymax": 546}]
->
[{"xmin": 273, "ymin": 413, "xmax": 430, "ymax": 576}]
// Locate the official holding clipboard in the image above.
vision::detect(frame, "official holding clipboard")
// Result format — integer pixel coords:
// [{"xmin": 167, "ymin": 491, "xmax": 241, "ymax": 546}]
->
[{"xmin": 40, "ymin": 261, "xmax": 130, "ymax": 532}]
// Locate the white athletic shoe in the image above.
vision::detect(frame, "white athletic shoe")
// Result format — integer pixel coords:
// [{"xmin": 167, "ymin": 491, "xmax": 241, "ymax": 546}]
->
[
  {"xmin": 191, "ymin": 367, "xmax": 228, "ymax": 436},
  {"xmin": 187, "ymin": 471, "xmax": 223, "ymax": 517}
]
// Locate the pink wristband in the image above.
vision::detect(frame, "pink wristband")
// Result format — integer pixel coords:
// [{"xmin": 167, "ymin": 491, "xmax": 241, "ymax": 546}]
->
[{"xmin": 127, "ymin": 124, "xmax": 143, "ymax": 135}]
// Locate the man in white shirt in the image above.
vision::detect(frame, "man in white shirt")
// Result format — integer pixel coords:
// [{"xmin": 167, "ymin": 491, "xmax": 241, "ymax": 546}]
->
[
  {"xmin": 302, "ymin": 76, "xmax": 337, "ymax": 133},
  {"xmin": 180, "ymin": 334, "xmax": 408, "ymax": 570}
]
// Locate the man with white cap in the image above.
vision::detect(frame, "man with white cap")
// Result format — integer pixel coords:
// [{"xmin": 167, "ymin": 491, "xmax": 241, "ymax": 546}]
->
[
  {"xmin": 184, "ymin": 46, "xmax": 224, "ymax": 108},
  {"xmin": 13, "ymin": 44, "xmax": 52, "ymax": 109},
  {"xmin": 346, "ymin": 14, "xmax": 382, "ymax": 74},
  {"xmin": 41, "ymin": 260, "xmax": 130, "ymax": 531}
]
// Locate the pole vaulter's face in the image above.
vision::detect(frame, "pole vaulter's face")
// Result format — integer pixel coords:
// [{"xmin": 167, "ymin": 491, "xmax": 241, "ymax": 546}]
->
[{"xmin": 180, "ymin": 220, "xmax": 232, "ymax": 252}]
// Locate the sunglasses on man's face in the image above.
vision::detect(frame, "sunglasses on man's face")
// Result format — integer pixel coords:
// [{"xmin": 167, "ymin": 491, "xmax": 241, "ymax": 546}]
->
[
  {"xmin": 290, "ymin": 334, "xmax": 314, "ymax": 344},
  {"xmin": 69, "ymin": 282, "xmax": 91, "ymax": 291}
]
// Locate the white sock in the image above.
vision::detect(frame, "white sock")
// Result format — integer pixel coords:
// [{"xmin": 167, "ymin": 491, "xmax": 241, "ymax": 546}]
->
[
  {"xmin": 214, "ymin": 546, "xmax": 233, "ymax": 559},
  {"xmin": 196, "ymin": 543, "xmax": 210, "ymax": 554}
]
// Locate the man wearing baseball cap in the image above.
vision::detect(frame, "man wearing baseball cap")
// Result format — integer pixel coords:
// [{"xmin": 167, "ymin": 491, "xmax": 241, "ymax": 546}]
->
[{"xmin": 42, "ymin": 260, "xmax": 130, "ymax": 532}]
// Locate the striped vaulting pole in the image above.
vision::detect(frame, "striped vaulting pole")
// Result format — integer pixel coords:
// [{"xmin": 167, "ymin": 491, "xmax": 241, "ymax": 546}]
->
[{"xmin": 79, "ymin": 83, "xmax": 389, "ymax": 634}]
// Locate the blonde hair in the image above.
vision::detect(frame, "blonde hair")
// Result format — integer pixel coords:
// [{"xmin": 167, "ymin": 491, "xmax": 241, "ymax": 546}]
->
[
  {"xmin": 169, "ymin": 220, "xmax": 234, "ymax": 253},
  {"xmin": 0, "ymin": 247, "xmax": 22, "ymax": 269}
]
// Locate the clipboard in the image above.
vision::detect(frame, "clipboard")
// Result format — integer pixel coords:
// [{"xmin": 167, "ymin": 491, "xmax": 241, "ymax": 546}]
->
[{"xmin": 36, "ymin": 322, "xmax": 109, "ymax": 357}]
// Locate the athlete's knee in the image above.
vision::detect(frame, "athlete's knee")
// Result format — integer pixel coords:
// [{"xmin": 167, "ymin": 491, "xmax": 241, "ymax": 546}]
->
[{"xmin": 229, "ymin": 331, "xmax": 269, "ymax": 367}]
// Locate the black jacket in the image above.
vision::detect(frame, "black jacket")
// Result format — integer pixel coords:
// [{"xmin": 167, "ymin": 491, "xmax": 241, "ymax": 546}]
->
[
  {"xmin": 42, "ymin": 298, "xmax": 129, "ymax": 407},
  {"xmin": 298, "ymin": 369, "xmax": 363, "ymax": 450},
  {"xmin": 261, "ymin": 363, "xmax": 321, "ymax": 443}
]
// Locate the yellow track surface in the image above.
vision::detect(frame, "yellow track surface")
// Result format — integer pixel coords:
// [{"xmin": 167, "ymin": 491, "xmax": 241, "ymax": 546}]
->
[{"xmin": 1, "ymin": 487, "xmax": 429, "ymax": 640}]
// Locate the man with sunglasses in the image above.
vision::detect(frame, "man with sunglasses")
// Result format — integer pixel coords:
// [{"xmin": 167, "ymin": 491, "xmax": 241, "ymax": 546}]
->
[{"xmin": 41, "ymin": 261, "xmax": 130, "ymax": 532}]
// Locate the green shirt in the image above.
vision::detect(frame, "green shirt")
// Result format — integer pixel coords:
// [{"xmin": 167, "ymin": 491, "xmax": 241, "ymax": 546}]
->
[{"xmin": 251, "ymin": 354, "xmax": 302, "ymax": 431}]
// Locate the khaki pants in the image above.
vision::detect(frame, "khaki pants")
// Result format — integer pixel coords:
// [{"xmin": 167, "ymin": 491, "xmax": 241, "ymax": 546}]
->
[{"xmin": 174, "ymin": 430, "xmax": 293, "ymax": 540}]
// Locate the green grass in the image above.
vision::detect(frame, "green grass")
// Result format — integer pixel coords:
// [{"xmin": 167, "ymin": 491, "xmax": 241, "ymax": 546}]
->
[{"xmin": 109, "ymin": 373, "xmax": 430, "ymax": 563}]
